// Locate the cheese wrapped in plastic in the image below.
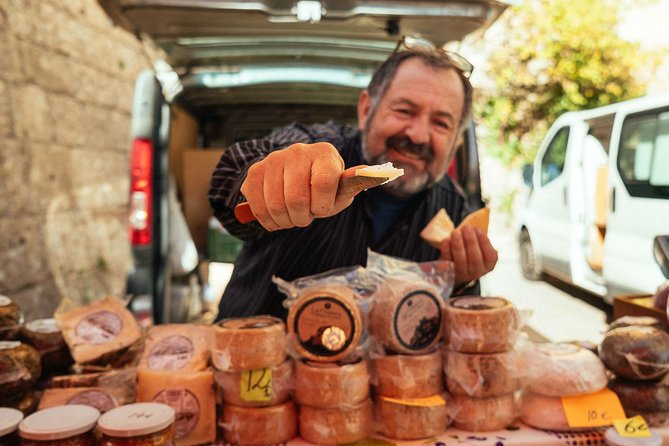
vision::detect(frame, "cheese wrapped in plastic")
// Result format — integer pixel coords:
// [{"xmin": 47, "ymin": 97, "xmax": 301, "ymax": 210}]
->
[
  {"xmin": 372, "ymin": 350, "xmax": 443, "ymax": 398},
  {"xmin": 444, "ymin": 348, "xmax": 520, "ymax": 397},
  {"xmin": 220, "ymin": 400, "xmax": 297, "ymax": 445},
  {"xmin": 369, "ymin": 277, "xmax": 443, "ymax": 355},
  {"xmin": 294, "ymin": 359, "xmax": 369, "ymax": 408},
  {"xmin": 526, "ymin": 342, "xmax": 607, "ymax": 396},
  {"xmin": 215, "ymin": 359, "xmax": 294, "ymax": 407},
  {"xmin": 375, "ymin": 395, "xmax": 448, "ymax": 440},
  {"xmin": 212, "ymin": 316, "xmax": 286, "ymax": 372},
  {"xmin": 299, "ymin": 399, "xmax": 373, "ymax": 445},
  {"xmin": 38, "ymin": 386, "xmax": 124, "ymax": 413},
  {"xmin": 450, "ymin": 393, "xmax": 517, "ymax": 432},
  {"xmin": 444, "ymin": 296, "xmax": 520, "ymax": 353}
]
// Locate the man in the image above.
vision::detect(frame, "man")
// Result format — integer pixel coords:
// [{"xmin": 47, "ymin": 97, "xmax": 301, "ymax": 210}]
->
[{"xmin": 209, "ymin": 45, "xmax": 498, "ymax": 320}]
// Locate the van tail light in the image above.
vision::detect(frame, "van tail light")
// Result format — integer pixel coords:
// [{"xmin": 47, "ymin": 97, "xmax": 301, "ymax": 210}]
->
[{"xmin": 129, "ymin": 138, "xmax": 153, "ymax": 245}]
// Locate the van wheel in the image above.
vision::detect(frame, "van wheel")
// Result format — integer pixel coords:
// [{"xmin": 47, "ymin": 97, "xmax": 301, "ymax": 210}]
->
[{"xmin": 519, "ymin": 229, "xmax": 542, "ymax": 280}]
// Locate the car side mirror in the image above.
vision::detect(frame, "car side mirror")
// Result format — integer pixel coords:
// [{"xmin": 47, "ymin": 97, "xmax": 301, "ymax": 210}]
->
[
  {"xmin": 522, "ymin": 163, "xmax": 534, "ymax": 187},
  {"xmin": 654, "ymin": 235, "xmax": 669, "ymax": 279}
]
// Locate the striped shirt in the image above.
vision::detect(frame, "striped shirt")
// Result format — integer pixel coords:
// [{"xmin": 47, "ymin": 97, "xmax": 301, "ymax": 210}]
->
[{"xmin": 209, "ymin": 122, "xmax": 475, "ymax": 320}]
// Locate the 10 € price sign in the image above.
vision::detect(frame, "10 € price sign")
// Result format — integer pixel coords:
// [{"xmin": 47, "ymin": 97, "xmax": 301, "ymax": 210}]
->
[{"xmin": 561, "ymin": 388, "xmax": 626, "ymax": 428}]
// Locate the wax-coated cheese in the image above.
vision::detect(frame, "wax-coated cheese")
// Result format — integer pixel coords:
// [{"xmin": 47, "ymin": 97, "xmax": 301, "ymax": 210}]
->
[
  {"xmin": 136, "ymin": 369, "xmax": 216, "ymax": 446},
  {"xmin": 444, "ymin": 348, "xmax": 520, "ymax": 397},
  {"xmin": 212, "ymin": 315, "xmax": 286, "ymax": 372},
  {"xmin": 139, "ymin": 324, "xmax": 212, "ymax": 372},
  {"xmin": 38, "ymin": 387, "xmax": 123, "ymax": 413},
  {"xmin": 287, "ymin": 285, "xmax": 363, "ymax": 362},
  {"xmin": 450, "ymin": 393, "xmax": 517, "ymax": 432},
  {"xmin": 369, "ymin": 277, "xmax": 443, "ymax": 355},
  {"xmin": 375, "ymin": 395, "xmax": 448, "ymax": 440},
  {"xmin": 444, "ymin": 296, "xmax": 519, "ymax": 353},
  {"xmin": 221, "ymin": 400, "xmax": 297, "ymax": 445},
  {"xmin": 215, "ymin": 359, "xmax": 294, "ymax": 407},
  {"xmin": 295, "ymin": 359, "xmax": 369, "ymax": 408},
  {"xmin": 599, "ymin": 325, "xmax": 669, "ymax": 381},
  {"xmin": 0, "ymin": 341, "xmax": 41, "ymax": 401},
  {"xmin": 609, "ymin": 378, "xmax": 669, "ymax": 414},
  {"xmin": 299, "ymin": 399, "xmax": 373, "ymax": 445},
  {"xmin": 520, "ymin": 391, "xmax": 588, "ymax": 431},
  {"xmin": 20, "ymin": 318, "xmax": 73, "ymax": 374},
  {"xmin": 0, "ymin": 295, "xmax": 22, "ymax": 341},
  {"xmin": 55, "ymin": 296, "xmax": 142, "ymax": 364},
  {"xmin": 373, "ymin": 350, "xmax": 443, "ymax": 398},
  {"xmin": 527, "ymin": 342, "xmax": 607, "ymax": 396}
]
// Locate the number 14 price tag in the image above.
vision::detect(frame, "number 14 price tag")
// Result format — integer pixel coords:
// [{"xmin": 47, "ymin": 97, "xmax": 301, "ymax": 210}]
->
[
  {"xmin": 613, "ymin": 415, "xmax": 652, "ymax": 438},
  {"xmin": 561, "ymin": 388, "xmax": 626, "ymax": 428}
]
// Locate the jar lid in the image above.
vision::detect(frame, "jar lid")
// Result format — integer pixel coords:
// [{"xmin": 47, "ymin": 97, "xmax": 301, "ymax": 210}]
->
[
  {"xmin": 604, "ymin": 427, "xmax": 663, "ymax": 446},
  {"xmin": 19, "ymin": 405, "xmax": 100, "ymax": 440},
  {"xmin": 97, "ymin": 402, "xmax": 175, "ymax": 437},
  {"xmin": 0, "ymin": 407, "xmax": 24, "ymax": 437}
]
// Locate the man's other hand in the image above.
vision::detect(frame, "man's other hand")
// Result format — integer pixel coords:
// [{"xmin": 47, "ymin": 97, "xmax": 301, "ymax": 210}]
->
[{"xmin": 438, "ymin": 225, "xmax": 498, "ymax": 288}]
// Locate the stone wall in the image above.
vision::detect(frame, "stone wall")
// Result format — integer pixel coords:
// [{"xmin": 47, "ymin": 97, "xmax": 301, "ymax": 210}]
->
[{"xmin": 0, "ymin": 0, "xmax": 155, "ymax": 318}]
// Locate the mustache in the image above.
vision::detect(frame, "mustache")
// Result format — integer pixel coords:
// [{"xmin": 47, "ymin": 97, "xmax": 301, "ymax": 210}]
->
[{"xmin": 385, "ymin": 135, "xmax": 434, "ymax": 163}]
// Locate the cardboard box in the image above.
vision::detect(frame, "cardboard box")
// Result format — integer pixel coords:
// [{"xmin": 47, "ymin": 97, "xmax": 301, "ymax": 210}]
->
[
  {"xmin": 182, "ymin": 149, "xmax": 224, "ymax": 253},
  {"xmin": 613, "ymin": 293, "xmax": 667, "ymax": 326}
]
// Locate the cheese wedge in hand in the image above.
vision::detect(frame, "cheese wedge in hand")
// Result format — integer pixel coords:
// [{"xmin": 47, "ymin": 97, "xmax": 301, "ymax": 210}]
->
[
  {"xmin": 354, "ymin": 162, "xmax": 404, "ymax": 183},
  {"xmin": 420, "ymin": 207, "xmax": 490, "ymax": 249}
]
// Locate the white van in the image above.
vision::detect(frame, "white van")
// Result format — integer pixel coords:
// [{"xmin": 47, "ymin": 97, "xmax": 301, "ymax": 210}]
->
[{"xmin": 518, "ymin": 94, "xmax": 669, "ymax": 303}]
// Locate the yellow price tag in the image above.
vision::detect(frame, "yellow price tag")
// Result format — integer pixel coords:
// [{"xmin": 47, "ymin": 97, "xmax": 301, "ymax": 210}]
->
[
  {"xmin": 561, "ymin": 388, "xmax": 626, "ymax": 428},
  {"xmin": 240, "ymin": 368, "xmax": 272, "ymax": 402},
  {"xmin": 380, "ymin": 395, "xmax": 446, "ymax": 407},
  {"xmin": 613, "ymin": 415, "xmax": 652, "ymax": 438}
]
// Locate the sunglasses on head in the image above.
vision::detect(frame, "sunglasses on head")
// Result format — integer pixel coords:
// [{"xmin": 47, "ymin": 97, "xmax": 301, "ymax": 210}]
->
[{"xmin": 393, "ymin": 35, "xmax": 474, "ymax": 79}]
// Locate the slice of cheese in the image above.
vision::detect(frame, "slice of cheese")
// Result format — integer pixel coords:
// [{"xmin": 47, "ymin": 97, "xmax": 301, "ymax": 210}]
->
[
  {"xmin": 355, "ymin": 162, "xmax": 404, "ymax": 182},
  {"xmin": 460, "ymin": 207, "xmax": 490, "ymax": 234},
  {"xmin": 55, "ymin": 296, "xmax": 142, "ymax": 365},
  {"xmin": 420, "ymin": 207, "xmax": 490, "ymax": 249},
  {"xmin": 138, "ymin": 324, "xmax": 212, "ymax": 372},
  {"xmin": 136, "ymin": 369, "xmax": 216, "ymax": 446}
]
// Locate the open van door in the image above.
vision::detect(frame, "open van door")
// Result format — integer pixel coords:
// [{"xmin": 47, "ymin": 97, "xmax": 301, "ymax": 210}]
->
[{"xmin": 603, "ymin": 97, "xmax": 669, "ymax": 301}]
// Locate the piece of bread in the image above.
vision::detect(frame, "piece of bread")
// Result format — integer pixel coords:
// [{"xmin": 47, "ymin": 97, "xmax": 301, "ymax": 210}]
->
[{"xmin": 420, "ymin": 207, "xmax": 490, "ymax": 249}]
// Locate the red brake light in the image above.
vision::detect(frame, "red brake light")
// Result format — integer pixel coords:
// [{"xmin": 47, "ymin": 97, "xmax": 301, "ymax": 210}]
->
[{"xmin": 129, "ymin": 138, "xmax": 153, "ymax": 245}]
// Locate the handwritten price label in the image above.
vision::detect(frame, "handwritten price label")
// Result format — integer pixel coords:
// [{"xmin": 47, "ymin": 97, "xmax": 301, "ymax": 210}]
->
[
  {"xmin": 240, "ymin": 368, "xmax": 272, "ymax": 402},
  {"xmin": 561, "ymin": 388, "xmax": 626, "ymax": 428},
  {"xmin": 613, "ymin": 415, "xmax": 652, "ymax": 438}
]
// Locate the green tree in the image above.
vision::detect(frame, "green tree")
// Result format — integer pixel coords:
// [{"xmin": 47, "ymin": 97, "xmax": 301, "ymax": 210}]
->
[{"xmin": 476, "ymin": 0, "xmax": 657, "ymax": 166}]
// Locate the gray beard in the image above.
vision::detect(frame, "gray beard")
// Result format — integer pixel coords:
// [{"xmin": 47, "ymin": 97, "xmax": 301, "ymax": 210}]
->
[{"xmin": 361, "ymin": 134, "xmax": 442, "ymax": 197}]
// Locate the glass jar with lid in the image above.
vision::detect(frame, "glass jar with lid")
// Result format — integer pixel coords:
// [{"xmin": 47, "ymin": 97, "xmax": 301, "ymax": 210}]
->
[
  {"xmin": 0, "ymin": 407, "xmax": 24, "ymax": 446},
  {"xmin": 97, "ymin": 402, "xmax": 175, "ymax": 446},
  {"xmin": 19, "ymin": 405, "xmax": 99, "ymax": 446}
]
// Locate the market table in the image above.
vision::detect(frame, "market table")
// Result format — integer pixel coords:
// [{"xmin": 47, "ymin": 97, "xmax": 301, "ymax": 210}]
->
[{"xmin": 286, "ymin": 423, "xmax": 669, "ymax": 445}]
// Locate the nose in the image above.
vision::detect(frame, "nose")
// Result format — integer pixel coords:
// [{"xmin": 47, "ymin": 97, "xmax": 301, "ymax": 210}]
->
[{"xmin": 405, "ymin": 116, "xmax": 430, "ymax": 145}]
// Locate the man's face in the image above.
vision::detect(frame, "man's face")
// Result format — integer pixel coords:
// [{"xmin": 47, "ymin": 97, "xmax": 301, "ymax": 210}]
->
[{"xmin": 358, "ymin": 58, "xmax": 465, "ymax": 196}]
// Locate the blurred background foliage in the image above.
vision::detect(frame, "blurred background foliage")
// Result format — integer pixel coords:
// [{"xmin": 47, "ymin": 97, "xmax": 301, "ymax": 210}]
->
[{"xmin": 475, "ymin": 0, "xmax": 664, "ymax": 167}]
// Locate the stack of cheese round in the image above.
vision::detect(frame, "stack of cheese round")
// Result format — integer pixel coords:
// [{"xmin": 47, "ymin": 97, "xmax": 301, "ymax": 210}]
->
[
  {"xmin": 520, "ymin": 342, "xmax": 608, "ymax": 431},
  {"xmin": 371, "ymin": 350, "xmax": 447, "ymax": 439},
  {"xmin": 20, "ymin": 318, "xmax": 73, "ymax": 375},
  {"xmin": 295, "ymin": 359, "xmax": 372, "ymax": 444},
  {"xmin": 375, "ymin": 395, "xmax": 448, "ymax": 440},
  {"xmin": 444, "ymin": 348, "xmax": 519, "ymax": 398},
  {"xmin": 212, "ymin": 316, "xmax": 297, "ymax": 445},
  {"xmin": 443, "ymin": 296, "xmax": 519, "ymax": 354},
  {"xmin": 602, "ymin": 322, "xmax": 669, "ymax": 427},
  {"xmin": 368, "ymin": 277, "xmax": 444, "ymax": 355},
  {"xmin": 286, "ymin": 285, "xmax": 364, "ymax": 363},
  {"xmin": 444, "ymin": 296, "xmax": 521, "ymax": 431}
]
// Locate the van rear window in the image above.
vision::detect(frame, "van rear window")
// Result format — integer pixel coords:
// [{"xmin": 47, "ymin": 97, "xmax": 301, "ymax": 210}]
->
[{"xmin": 617, "ymin": 109, "xmax": 669, "ymax": 199}]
